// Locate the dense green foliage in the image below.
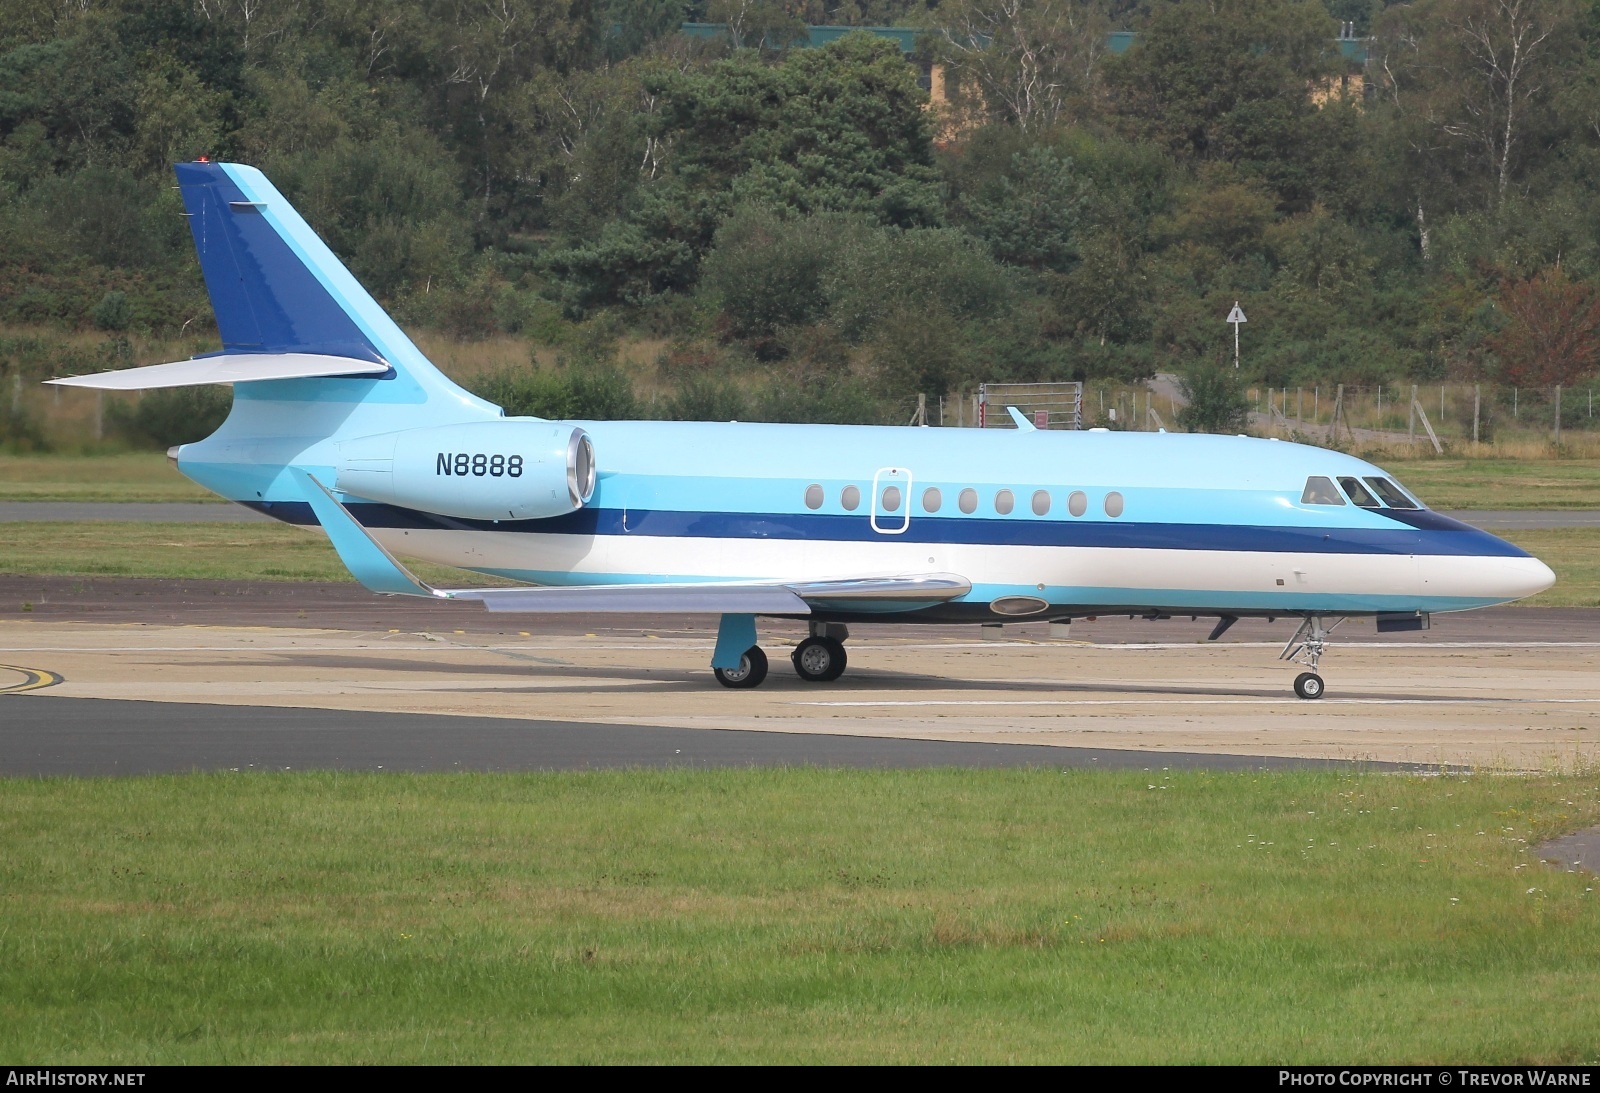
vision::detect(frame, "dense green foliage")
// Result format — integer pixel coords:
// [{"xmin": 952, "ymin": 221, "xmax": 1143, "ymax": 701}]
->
[{"xmin": 5, "ymin": 0, "xmax": 1600, "ymax": 434}]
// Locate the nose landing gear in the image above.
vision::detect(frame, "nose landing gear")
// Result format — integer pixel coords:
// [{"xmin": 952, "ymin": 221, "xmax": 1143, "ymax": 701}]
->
[{"xmin": 1281, "ymin": 615, "xmax": 1343, "ymax": 700}]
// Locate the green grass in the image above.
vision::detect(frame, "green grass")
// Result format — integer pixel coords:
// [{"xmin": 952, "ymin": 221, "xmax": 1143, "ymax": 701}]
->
[
  {"xmin": 0, "ymin": 522, "xmax": 504, "ymax": 586},
  {"xmin": 1502, "ymin": 528, "xmax": 1600, "ymax": 608},
  {"xmin": 1, "ymin": 769, "xmax": 1598, "ymax": 1063},
  {"xmin": 1381, "ymin": 458, "xmax": 1600, "ymax": 511},
  {"xmin": 0, "ymin": 453, "xmax": 216, "ymax": 503}
]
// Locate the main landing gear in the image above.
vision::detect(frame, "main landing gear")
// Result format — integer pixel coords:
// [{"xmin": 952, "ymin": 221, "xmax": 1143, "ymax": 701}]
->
[
  {"xmin": 712, "ymin": 620, "xmax": 850, "ymax": 689},
  {"xmin": 713, "ymin": 645, "xmax": 768, "ymax": 689},
  {"xmin": 1280, "ymin": 615, "xmax": 1344, "ymax": 700}
]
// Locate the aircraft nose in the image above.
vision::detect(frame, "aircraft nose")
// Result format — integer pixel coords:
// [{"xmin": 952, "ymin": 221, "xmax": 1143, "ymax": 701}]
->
[{"xmin": 1478, "ymin": 555, "xmax": 1556, "ymax": 602}]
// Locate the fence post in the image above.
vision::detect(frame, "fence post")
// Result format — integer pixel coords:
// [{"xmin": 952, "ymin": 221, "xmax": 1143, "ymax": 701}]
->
[
  {"xmin": 1297, "ymin": 386, "xmax": 1303, "ymax": 422},
  {"xmin": 1513, "ymin": 387, "xmax": 1518, "ymax": 419},
  {"xmin": 1313, "ymin": 386, "xmax": 1318, "ymax": 423},
  {"xmin": 1409, "ymin": 384, "xmax": 1417, "ymax": 444},
  {"xmin": 1473, "ymin": 384, "xmax": 1480, "ymax": 445},
  {"xmin": 1554, "ymin": 384, "xmax": 1561, "ymax": 446}
]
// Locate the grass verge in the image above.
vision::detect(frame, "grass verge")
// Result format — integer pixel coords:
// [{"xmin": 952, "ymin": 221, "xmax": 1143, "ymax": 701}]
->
[
  {"xmin": 1379, "ymin": 458, "xmax": 1600, "ymax": 511},
  {"xmin": 0, "ymin": 522, "xmax": 503, "ymax": 586},
  {"xmin": 1, "ymin": 768, "xmax": 1598, "ymax": 1063},
  {"xmin": 0, "ymin": 453, "xmax": 217, "ymax": 503}
]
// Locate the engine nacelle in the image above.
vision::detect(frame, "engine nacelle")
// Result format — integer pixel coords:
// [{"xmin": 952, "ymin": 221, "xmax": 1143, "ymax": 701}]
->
[{"xmin": 335, "ymin": 420, "xmax": 595, "ymax": 521}]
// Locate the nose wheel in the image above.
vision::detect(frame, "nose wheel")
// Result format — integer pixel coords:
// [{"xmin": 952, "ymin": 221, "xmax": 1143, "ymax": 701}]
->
[
  {"xmin": 1293, "ymin": 672, "xmax": 1324, "ymax": 700},
  {"xmin": 1281, "ymin": 616, "xmax": 1342, "ymax": 700}
]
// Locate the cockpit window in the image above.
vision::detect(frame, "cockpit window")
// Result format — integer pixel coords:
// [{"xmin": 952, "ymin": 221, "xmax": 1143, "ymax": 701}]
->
[
  {"xmin": 1301, "ymin": 476, "xmax": 1345, "ymax": 506},
  {"xmin": 1338, "ymin": 476, "xmax": 1381, "ymax": 508},
  {"xmin": 1364, "ymin": 476, "xmax": 1419, "ymax": 509}
]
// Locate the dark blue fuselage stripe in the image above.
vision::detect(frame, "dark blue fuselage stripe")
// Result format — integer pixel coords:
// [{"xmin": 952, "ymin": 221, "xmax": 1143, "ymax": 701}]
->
[{"xmin": 249, "ymin": 501, "xmax": 1529, "ymax": 558}]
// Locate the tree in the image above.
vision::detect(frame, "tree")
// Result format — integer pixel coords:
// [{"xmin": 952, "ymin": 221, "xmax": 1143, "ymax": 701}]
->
[
  {"xmin": 1375, "ymin": 0, "xmax": 1574, "ymax": 211},
  {"xmin": 1488, "ymin": 267, "xmax": 1600, "ymax": 385},
  {"xmin": 959, "ymin": 143, "xmax": 1088, "ymax": 272},
  {"xmin": 1104, "ymin": 0, "xmax": 1337, "ymax": 207},
  {"xmin": 934, "ymin": 0, "xmax": 1112, "ymax": 132}
]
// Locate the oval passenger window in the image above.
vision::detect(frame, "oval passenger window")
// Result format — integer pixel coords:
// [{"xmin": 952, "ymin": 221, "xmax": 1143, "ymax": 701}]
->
[
  {"xmin": 922, "ymin": 487, "xmax": 942, "ymax": 513},
  {"xmin": 841, "ymin": 485, "xmax": 861, "ymax": 511},
  {"xmin": 995, "ymin": 489, "xmax": 1014, "ymax": 515},
  {"xmin": 881, "ymin": 486, "xmax": 902, "ymax": 513},
  {"xmin": 1067, "ymin": 490, "xmax": 1087, "ymax": 517},
  {"xmin": 1031, "ymin": 490, "xmax": 1051, "ymax": 516},
  {"xmin": 1104, "ymin": 491, "xmax": 1124, "ymax": 518},
  {"xmin": 958, "ymin": 488, "xmax": 978, "ymax": 514},
  {"xmin": 804, "ymin": 484, "xmax": 824, "ymax": 510}
]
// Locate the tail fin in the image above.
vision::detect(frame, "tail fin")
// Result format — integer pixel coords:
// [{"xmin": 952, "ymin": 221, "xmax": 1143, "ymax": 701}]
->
[{"xmin": 172, "ymin": 161, "xmax": 479, "ymax": 408}]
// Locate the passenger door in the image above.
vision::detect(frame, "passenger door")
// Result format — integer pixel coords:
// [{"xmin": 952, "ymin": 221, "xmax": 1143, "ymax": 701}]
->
[{"xmin": 871, "ymin": 467, "xmax": 912, "ymax": 535}]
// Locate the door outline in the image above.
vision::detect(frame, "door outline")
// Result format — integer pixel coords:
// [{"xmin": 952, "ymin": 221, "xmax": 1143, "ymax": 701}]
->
[{"xmin": 871, "ymin": 467, "xmax": 912, "ymax": 535}]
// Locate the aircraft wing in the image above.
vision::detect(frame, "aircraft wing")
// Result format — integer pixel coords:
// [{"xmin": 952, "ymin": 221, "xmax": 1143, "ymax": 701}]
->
[
  {"xmin": 291, "ymin": 468, "xmax": 970, "ymax": 614},
  {"xmin": 447, "ymin": 574, "xmax": 972, "ymax": 614}
]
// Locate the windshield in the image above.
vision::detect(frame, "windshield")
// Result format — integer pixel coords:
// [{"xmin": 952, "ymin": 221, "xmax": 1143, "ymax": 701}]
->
[{"xmin": 1364, "ymin": 476, "xmax": 1419, "ymax": 509}]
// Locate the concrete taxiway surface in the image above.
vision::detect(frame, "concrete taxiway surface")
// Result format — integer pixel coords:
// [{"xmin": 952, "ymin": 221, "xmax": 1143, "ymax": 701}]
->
[{"xmin": 0, "ymin": 577, "xmax": 1595, "ymax": 772}]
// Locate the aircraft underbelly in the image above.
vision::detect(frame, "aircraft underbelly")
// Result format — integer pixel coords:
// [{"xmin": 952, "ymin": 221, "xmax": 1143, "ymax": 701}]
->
[{"xmin": 367, "ymin": 526, "xmax": 1429, "ymax": 609}]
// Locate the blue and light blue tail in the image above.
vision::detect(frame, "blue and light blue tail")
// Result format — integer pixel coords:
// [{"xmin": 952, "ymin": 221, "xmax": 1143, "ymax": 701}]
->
[
  {"xmin": 175, "ymin": 161, "xmax": 490, "ymax": 413},
  {"xmin": 166, "ymin": 161, "xmax": 500, "ymax": 504}
]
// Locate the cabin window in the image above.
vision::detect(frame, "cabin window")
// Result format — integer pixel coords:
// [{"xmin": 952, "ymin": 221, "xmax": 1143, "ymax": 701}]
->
[
  {"xmin": 922, "ymin": 487, "xmax": 942, "ymax": 513},
  {"xmin": 995, "ymin": 489, "xmax": 1015, "ymax": 515},
  {"xmin": 841, "ymin": 485, "xmax": 861, "ymax": 511},
  {"xmin": 1104, "ymin": 491, "xmax": 1125, "ymax": 518},
  {"xmin": 1067, "ymin": 490, "xmax": 1087, "ymax": 517},
  {"xmin": 1031, "ymin": 490, "xmax": 1051, "ymax": 516},
  {"xmin": 958, "ymin": 488, "xmax": 978, "ymax": 514},
  {"xmin": 1301, "ymin": 476, "xmax": 1345, "ymax": 505},
  {"xmin": 1338, "ymin": 476, "xmax": 1381, "ymax": 508},
  {"xmin": 804, "ymin": 484, "xmax": 824, "ymax": 510},
  {"xmin": 1364, "ymin": 477, "xmax": 1419, "ymax": 509},
  {"xmin": 881, "ymin": 485, "xmax": 902, "ymax": 513}
]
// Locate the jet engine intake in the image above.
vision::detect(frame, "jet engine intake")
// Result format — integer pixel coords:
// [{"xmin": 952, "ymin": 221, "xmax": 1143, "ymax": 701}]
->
[{"xmin": 335, "ymin": 421, "xmax": 596, "ymax": 521}]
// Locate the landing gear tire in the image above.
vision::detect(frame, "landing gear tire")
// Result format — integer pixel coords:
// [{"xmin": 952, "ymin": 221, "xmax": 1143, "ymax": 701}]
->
[
  {"xmin": 792, "ymin": 637, "xmax": 847, "ymax": 683},
  {"xmin": 1293, "ymin": 672, "xmax": 1325, "ymax": 700},
  {"xmin": 715, "ymin": 645, "xmax": 769, "ymax": 689}
]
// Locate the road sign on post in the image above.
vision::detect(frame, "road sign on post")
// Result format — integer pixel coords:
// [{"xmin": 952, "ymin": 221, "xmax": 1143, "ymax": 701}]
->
[{"xmin": 1226, "ymin": 302, "xmax": 1247, "ymax": 369}]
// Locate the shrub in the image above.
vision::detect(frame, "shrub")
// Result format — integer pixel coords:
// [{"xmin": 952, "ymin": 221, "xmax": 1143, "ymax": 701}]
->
[{"xmin": 1176, "ymin": 363, "xmax": 1252, "ymax": 434}]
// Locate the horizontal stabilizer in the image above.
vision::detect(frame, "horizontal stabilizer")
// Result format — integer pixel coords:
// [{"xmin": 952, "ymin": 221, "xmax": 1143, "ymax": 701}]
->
[{"xmin": 46, "ymin": 353, "xmax": 390, "ymax": 390}]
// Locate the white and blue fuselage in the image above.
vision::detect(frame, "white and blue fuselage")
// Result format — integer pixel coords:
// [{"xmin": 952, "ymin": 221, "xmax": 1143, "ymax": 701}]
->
[{"xmin": 52, "ymin": 161, "xmax": 1555, "ymax": 695}]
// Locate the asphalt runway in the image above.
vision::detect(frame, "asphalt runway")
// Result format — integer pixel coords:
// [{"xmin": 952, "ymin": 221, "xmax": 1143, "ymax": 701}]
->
[
  {"xmin": 0, "ymin": 695, "xmax": 1389, "ymax": 775},
  {"xmin": 1, "ymin": 576, "xmax": 1596, "ymax": 773}
]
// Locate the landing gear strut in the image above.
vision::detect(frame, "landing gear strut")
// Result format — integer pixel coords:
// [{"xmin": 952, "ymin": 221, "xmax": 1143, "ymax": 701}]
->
[{"xmin": 1280, "ymin": 615, "xmax": 1343, "ymax": 700}]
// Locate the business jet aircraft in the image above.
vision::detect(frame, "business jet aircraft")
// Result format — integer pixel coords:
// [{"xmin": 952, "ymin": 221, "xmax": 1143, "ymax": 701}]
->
[{"xmin": 50, "ymin": 162, "xmax": 1555, "ymax": 698}]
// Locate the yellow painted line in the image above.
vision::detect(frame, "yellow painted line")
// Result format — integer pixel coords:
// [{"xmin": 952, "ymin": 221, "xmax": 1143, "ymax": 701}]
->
[{"xmin": 0, "ymin": 664, "xmax": 65, "ymax": 694}]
